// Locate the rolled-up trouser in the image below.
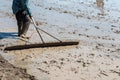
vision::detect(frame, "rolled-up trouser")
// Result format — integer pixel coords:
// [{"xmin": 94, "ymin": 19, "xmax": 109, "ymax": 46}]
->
[{"xmin": 15, "ymin": 10, "xmax": 31, "ymax": 36}]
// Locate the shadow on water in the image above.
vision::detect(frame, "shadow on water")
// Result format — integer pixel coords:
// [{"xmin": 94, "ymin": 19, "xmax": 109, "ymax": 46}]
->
[{"xmin": 0, "ymin": 32, "xmax": 18, "ymax": 39}]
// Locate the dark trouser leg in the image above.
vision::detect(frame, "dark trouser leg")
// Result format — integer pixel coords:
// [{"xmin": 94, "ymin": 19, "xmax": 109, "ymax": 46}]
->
[
  {"xmin": 20, "ymin": 12, "xmax": 31, "ymax": 36},
  {"xmin": 15, "ymin": 11, "xmax": 23, "ymax": 36}
]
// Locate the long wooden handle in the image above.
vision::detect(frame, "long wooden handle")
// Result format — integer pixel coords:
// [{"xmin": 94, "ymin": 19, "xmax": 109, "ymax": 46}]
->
[
  {"xmin": 31, "ymin": 17, "xmax": 45, "ymax": 43},
  {"xmin": 31, "ymin": 17, "xmax": 62, "ymax": 42}
]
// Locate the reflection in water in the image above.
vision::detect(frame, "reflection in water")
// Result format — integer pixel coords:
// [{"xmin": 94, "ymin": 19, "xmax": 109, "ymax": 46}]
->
[{"xmin": 96, "ymin": 0, "xmax": 104, "ymax": 15}]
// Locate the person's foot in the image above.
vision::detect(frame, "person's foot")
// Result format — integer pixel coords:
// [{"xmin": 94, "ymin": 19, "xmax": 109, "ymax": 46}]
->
[{"xmin": 20, "ymin": 34, "xmax": 30, "ymax": 39}]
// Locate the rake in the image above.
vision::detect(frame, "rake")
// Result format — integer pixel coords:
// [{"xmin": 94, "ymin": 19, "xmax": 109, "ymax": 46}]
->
[{"xmin": 4, "ymin": 17, "xmax": 79, "ymax": 51}]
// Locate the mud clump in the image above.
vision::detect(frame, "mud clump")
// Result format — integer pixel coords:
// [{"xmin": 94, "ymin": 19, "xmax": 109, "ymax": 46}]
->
[{"xmin": 0, "ymin": 54, "xmax": 37, "ymax": 80}]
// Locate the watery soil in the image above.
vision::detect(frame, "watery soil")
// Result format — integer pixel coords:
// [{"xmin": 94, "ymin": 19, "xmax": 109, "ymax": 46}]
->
[{"xmin": 0, "ymin": 52, "xmax": 37, "ymax": 80}]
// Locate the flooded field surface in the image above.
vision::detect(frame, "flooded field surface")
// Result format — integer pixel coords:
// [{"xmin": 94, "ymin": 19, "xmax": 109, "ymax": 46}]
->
[{"xmin": 0, "ymin": 0, "xmax": 120, "ymax": 80}]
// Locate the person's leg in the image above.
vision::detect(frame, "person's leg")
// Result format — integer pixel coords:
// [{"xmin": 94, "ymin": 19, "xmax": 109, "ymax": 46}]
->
[
  {"xmin": 15, "ymin": 11, "xmax": 23, "ymax": 36},
  {"xmin": 20, "ymin": 11, "xmax": 31, "ymax": 36}
]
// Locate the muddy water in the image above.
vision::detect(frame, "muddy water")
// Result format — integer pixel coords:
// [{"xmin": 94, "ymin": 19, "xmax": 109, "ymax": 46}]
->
[
  {"xmin": 1, "ymin": 49, "xmax": 49, "ymax": 79},
  {"xmin": 1, "ymin": 46, "xmax": 78, "ymax": 80},
  {"xmin": 1, "ymin": 0, "xmax": 120, "ymax": 80}
]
